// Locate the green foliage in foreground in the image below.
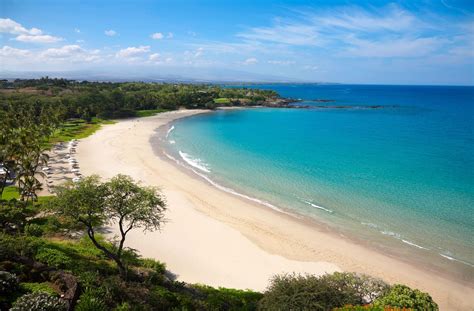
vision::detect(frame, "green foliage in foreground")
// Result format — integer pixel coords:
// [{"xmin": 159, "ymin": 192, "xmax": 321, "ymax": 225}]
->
[
  {"xmin": 10, "ymin": 291, "xmax": 67, "ymax": 311},
  {"xmin": 373, "ymin": 285, "xmax": 438, "ymax": 310},
  {"xmin": 0, "ymin": 191, "xmax": 438, "ymax": 311}
]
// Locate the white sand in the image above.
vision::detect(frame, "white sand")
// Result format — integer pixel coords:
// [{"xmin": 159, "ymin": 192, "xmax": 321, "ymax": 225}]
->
[{"xmin": 76, "ymin": 110, "xmax": 473, "ymax": 310}]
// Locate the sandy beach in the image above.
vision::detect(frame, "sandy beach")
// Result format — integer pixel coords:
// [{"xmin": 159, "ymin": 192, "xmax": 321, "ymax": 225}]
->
[{"xmin": 75, "ymin": 110, "xmax": 474, "ymax": 310}]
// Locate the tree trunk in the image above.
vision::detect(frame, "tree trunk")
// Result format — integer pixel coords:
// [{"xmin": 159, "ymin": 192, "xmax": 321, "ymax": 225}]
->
[{"xmin": 86, "ymin": 227, "xmax": 127, "ymax": 279}]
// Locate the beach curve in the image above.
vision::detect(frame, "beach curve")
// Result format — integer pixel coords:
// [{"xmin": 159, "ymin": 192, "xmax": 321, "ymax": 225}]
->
[{"xmin": 75, "ymin": 110, "xmax": 474, "ymax": 310}]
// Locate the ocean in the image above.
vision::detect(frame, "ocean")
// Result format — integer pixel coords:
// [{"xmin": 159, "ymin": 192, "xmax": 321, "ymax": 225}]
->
[{"xmin": 160, "ymin": 84, "xmax": 474, "ymax": 281}]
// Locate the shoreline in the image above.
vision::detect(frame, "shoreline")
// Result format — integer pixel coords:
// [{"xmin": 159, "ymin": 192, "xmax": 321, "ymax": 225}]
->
[
  {"xmin": 156, "ymin": 114, "xmax": 474, "ymax": 282},
  {"xmin": 76, "ymin": 110, "xmax": 474, "ymax": 310}
]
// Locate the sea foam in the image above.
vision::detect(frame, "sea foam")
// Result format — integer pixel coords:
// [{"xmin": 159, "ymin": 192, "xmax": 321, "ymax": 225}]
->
[
  {"xmin": 178, "ymin": 151, "xmax": 211, "ymax": 173},
  {"xmin": 300, "ymin": 199, "xmax": 333, "ymax": 213},
  {"xmin": 163, "ymin": 152, "xmax": 296, "ymax": 217},
  {"xmin": 166, "ymin": 125, "xmax": 175, "ymax": 138}
]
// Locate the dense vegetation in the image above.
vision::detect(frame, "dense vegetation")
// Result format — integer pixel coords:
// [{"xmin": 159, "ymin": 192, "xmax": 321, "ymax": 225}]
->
[
  {"xmin": 0, "ymin": 78, "xmax": 439, "ymax": 310},
  {"xmin": 0, "ymin": 77, "xmax": 279, "ymax": 120}
]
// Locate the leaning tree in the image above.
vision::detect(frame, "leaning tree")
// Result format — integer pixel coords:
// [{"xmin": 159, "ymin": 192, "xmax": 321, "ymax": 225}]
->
[{"xmin": 50, "ymin": 174, "xmax": 166, "ymax": 278}]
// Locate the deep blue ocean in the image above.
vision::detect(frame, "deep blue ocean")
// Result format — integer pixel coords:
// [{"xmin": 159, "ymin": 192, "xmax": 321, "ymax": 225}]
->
[{"xmin": 163, "ymin": 84, "xmax": 474, "ymax": 279}]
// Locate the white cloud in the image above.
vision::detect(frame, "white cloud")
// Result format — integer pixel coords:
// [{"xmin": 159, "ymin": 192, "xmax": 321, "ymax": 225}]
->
[
  {"xmin": 15, "ymin": 34, "xmax": 62, "ymax": 43},
  {"xmin": 0, "ymin": 45, "xmax": 31, "ymax": 57},
  {"xmin": 149, "ymin": 53, "xmax": 160, "ymax": 61},
  {"xmin": 0, "ymin": 18, "xmax": 42, "ymax": 35},
  {"xmin": 105, "ymin": 29, "xmax": 117, "ymax": 36},
  {"xmin": 74, "ymin": 28, "xmax": 81, "ymax": 33},
  {"xmin": 0, "ymin": 18, "xmax": 62, "ymax": 43},
  {"xmin": 341, "ymin": 36, "xmax": 445, "ymax": 58},
  {"xmin": 242, "ymin": 57, "xmax": 258, "ymax": 65},
  {"xmin": 40, "ymin": 45, "xmax": 84, "ymax": 58},
  {"xmin": 37, "ymin": 45, "xmax": 102, "ymax": 63},
  {"xmin": 311, "ymin": 5, "xmax": 418, "ymax": 33},
  {"xmin": 239, "ymin": 23, "xmax": 321, "ymax": 46},
  {"xmin": 167, "ymin": 32, "xmax": 173, "ymax": 39},
  {"xmin": 148, "ymin": 53, "xmax": 173, "ymax": 64},
  {"xmin": 151, "ymin": 32, "xmax": 164, "ymax": 40},
  {"xmin": 268, "ymin": 60, "xmax": 296, "ymax": 65},
  {"xmin": 116, "ymin": 45, "xmax": 150, "ymax": 58}
]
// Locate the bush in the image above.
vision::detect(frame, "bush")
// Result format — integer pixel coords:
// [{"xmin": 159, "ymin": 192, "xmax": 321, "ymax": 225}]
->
[
  {"xmin": 374, "ymin": 284, "xmax": 438, "ymax": 310},
  {"xmin": 258, "ymin": 273, "xmax": 363, "ymax": 311},
  {"xmin": 0, "ymin": 271, "xmax": 19, "ymax": 295},
  {"xmin": 194, "ymin": 285, "xmax": 262, "ymax": 310},
  {"xmin": 10, "ymin": 292, "xmax": 67, "ymax": 311},
  {"xmin": 320, "ymin": 272, "xmax": 389, "ymax": 304},
  {"xmin": 25, "ymin": 224, "xmax": 44, "ymax": 237},
  {"xmin": 35, "ymin": 247, "xmax": 72, "ymax": 269},
  {"xmin": 75, "ymin": 289, "xmax": 107, "ymax": 311}
]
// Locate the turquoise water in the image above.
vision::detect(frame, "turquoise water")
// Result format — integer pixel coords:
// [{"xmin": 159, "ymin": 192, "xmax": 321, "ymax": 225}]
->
[{"xmin": 162, "ymin": 84, "xmax": 474, "ymax": 279}]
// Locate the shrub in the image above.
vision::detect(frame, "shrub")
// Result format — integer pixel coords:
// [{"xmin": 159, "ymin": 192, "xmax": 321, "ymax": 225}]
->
[
  {"xmin": 10, "ymin": 292, "xmax": 67, "ymax": 311},
  {"xmin": 0, "ymin": 271, "xmax": 19, "ymax": 295},
  {"xmin": 25, "ymin": 224, "xmax": 44, "ymax": 237},
  {"xmin": 20, "ymin": 282, "xmax": 56, "ymax": 296},
  {"xmin": 148, "ymin": 286, "xmax": 180, "ymax": 310},
  {"xmin": 114, "ymin": 302, "xmax": 131, "ymax": 311},
  {"xmin": 139, "ymin": 258, "xmax": 166, "ymax": 275},
  {"xmin": 321, "ymin": 272, "xmax": 390, "ymax": 304},
  {"xmin": 194, "ymin": 285, "xmax": 262, "ymax": 310},
  {"xmin": 374, "ymin": 284, "xmax": 438, "ymax": 310},
  {"xmin": 35, "ymin": 247, "xmax": 72, "ymax": 269},
  {"xmin": 75, "ymin": 289, "xmax": 107, "ymax": 311},
  {"xmin": 258, "ymin": 273, "xmax": 363, "ymax": 311}
]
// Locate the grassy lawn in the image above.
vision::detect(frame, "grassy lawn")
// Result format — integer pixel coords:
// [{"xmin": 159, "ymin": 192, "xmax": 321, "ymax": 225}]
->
[
  {"xmin": 214, "ymin": 97, "xmax": 231, "ymax": 104},
  {"xmin": 1, "ymin": 185, "xmax": 54, "ymax": 203},
  {"xmin": 136, "ymin": 109, "xmax": 168, "ymax": 117},
  {"xmin": 1, "ymin": 185, "xmax": 19, "ymax": 200},
  {"xmin": 49, "ymin": 118, "xmax": 115, "ymax": 144}
]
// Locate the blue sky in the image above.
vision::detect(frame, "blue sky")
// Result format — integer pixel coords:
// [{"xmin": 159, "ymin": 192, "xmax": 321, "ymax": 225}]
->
[{"xmin": 1, "ymin": 0, "xmax": 473, "ymax": 84}]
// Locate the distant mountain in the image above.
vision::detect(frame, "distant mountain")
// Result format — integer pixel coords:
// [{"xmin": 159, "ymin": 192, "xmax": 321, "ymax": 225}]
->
[{"xmin": 0, "ymin": 68, "xmax": 331, "ymax": 84}]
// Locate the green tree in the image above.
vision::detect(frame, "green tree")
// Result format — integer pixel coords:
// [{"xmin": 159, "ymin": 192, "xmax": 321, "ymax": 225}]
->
[
  {"xmin": 374, "ymin": 284, "xmax": 438, "ymax": 310},
  {"xmin": 258, "ymin": 273, "xmax": 362, "ymax": 311},
  {"xmin": 50, "ymin": 175, "xmax": 166, "ymax": 278}
]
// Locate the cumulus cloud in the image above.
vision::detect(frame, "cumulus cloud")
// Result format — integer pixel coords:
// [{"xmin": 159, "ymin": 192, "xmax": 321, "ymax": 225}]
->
[
  {"xmin": 242, "ymin": 57, "xmax": 258, "ymax": 65},
  {"xmin": 116, "ymin": 45, "xmax": 150, "ymax": 58},
  {"xmin": 0, "ymin": 18, "xmax": 62, "ymax": 43},
  {"xmin": 105, "ymin": 29, "xmax": 117, "ymax": 36},
  {"xmin": 0, "ymin": 45, "xmax": 31, "ymax": 57},
  {"xmin": 15, "ymin": 34, "xmax": 62, "ymax": 43},
  {"xmin": 37, "ymin": 45, "xmax": 101, "ymax": 62},
  {"xmin": 151, "ymin": 32, "xmax": 164, "ymax": 40},
  {"xmin": 148, "ymin": 53, "xmax": 173, "ymax": 64},
  {"xmin": 0, "ymin": 18, "xmax": 42, "ymax": 35}
]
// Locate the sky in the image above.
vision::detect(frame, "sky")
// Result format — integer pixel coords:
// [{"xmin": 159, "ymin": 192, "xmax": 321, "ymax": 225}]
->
[{"xmin": 1, "ymin": 0, "xmax": 473, "ymax": 85}]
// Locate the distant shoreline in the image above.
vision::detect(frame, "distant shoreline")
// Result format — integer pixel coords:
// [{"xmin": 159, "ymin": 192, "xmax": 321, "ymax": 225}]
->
[{"xmin": 76, "ymin": 110, "xmax": 474, "ymax": 311}]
